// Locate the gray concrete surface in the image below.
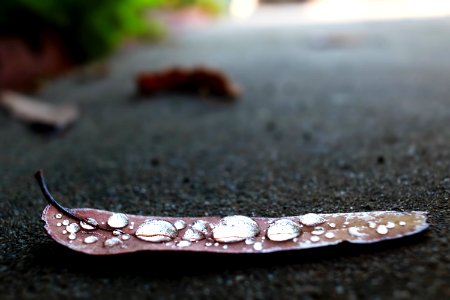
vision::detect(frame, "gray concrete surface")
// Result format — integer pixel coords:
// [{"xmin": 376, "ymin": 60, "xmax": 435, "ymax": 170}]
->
[{"xmin": 1, "ymin": 17, "xmax": 449, "ymax": 299}]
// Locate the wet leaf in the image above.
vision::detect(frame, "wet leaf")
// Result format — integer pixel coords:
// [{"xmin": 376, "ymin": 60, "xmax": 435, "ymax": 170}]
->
[
  {"xmin": 0, "ymin": 91, "xmax": 79, "ymax": 133},
  {"xmin": 136, "ymin": 67, "xmax": 241, "ymax": 100}
]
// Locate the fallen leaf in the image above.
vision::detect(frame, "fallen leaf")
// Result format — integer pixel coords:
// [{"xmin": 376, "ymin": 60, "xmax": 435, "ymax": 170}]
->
[
  {"xmin": 0, "ymin": 91, "xmax": 79, "ymax": 133},
  {"xmin": 36, "ymin": 170, "xmax": 429, "ymax": 255},
  {"xmin": 136, "ymin": 67, "xmax": 241, "ymax": 100}
]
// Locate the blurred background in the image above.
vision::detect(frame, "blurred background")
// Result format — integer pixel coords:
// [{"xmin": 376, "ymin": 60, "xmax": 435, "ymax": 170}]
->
[{"xmin": 1, "ymin": 0, "xmax": 450, "ymax": 90}]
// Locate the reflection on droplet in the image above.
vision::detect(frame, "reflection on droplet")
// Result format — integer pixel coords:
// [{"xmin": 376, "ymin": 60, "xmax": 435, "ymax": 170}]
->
[
  {"xmin": 212, "ymin": 215, "xmax": 260, "ymax": 243},
  {"xmin": 135, "ymin": 219, "xmax": 177, "ymax": 242},
  {"xmin": 104, "ymin": 237, "xmax": 122, "ymax": 248},
  {"xmin": 386, "ymin": 221, "xmax": 396, "ymax": 229},
  {"xmin": 62, "ymin": 220, "xmax": 70, "ymax": 226},
  {"xmin": 299, "ymin": 213, "xmax": 325, "ymax": 226},
  {"xmin": 376, "ymin": 225, "xmax": 388, "ymax": 235},
  {"xmin": 68, "ymin": 233, "xmax": 76, "ymax": 240},
  {"xmin": 310, "ymin": 236, "xmax": 320, "ymax": 242},
  {"xmin": 66, "ymin": 223, "xmax": 80, "ymax": 233},
  {"xmin": 107, "ymin": 213, "xmax": 129, "ymax": 229},
  {"xmin": 399, "ymin": 221, "xmax": 406, "ymax": 226},
  {"xmin": 253, "ymin": 242, "xmax": 263, "ymax": 251},
  {"xmin": 174, "ymin": 220, "xmax": 187, "ymax": 230},
  {"xmin": 183, "ymin": 228, "xmax": 205, "ymax": 242},
  {"xmin": 55, "ymin": 214, "xmax": 62, "ymax": 219},
  {"xmin": 177, "ymin": 240, "xmax": 191, "ymax": 248},
  {"xmin": 84, "ymin": 236, "xmax": 98, "ymax": 244},
  {"xmin": 192, "ymin": 220, "xmax": 209, "ymax": 235},
  {"xmin": 325, "ymin": 232, "xmax": 335, "ymax": 239},
  {"xmin": 121, "ymin": 234, "xmax": 131, "ymax": 240},
  {"xmin": 80, "ymin": 218, "xmax": 98, "ymax": 230},
  {"xmin": 311, "ymin": 226, "xmax": 325, "ymax": 235},
  {"xmin": 267, "ymin": 219, "xmax": 301, "ymax": 242}
]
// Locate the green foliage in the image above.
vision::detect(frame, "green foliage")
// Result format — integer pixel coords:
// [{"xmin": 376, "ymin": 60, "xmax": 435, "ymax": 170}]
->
[{"xmin": 0, "ymin": 0, "xmax": 225, "ymax": 62}]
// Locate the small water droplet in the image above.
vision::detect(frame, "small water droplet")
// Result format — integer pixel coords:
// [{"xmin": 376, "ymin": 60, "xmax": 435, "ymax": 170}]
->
[
  {"xmin": 214, "ymin": 242, "xmax": 219, "ymax": 247},
  {"xmin": 368, "ymin": 222, "xmax": 377, "ymax": 228},
  {"xmin": 386, "ymin": 221, "xmax": 396, "ymax": 229},
  {"xmin": 135, "ymin": 219, "xmax": 177, "ymax": 242},
  {"xmin": 245, "ymin": 238, "xmax": 255, "ymax": 245},
  {"xmin": 267, "ymin": 219, "xmax": 301, "ymax": 242},
  {"xmin": 325, "ymin": 232, "xmax": 335, "ymax": 239},
  {"xmin": 310, "ymin": 236, "xmax": 320, "ymax": 242},
  {"xmin": 311, "ymin": 226, "xmax": 325, "ymax": 235},
  {"xmin": 174, "ymin": 220, "xmax": 187, "ymax": 230},
  {"xmin": 253, "ymin": 242, "xmax": 263, "ymax": 251},
  {"xmin": 376, "ymin": 225, "xmax": 388, "ymax": 235},
  {"xmin": 80, "ymin": 218, "xmax": 98, "ymax": 230},
  {"xmin": 205, "ymin": 242, "xmax": 213, "ymax": 247},
  {"xmin": 213, "ymin": 215, "xmax": 260, "ymax": 243},
  {"xmin": 298, "ymin": 213, "xmax": 325, "ymax": 226},
  {"xmin": 113, "ymin": 230, "xmax": 123, "ymax": 236},
  {"xmin": 348, "ymin": 227, "xmax": 366, "ymax": 237},
  {"xmin": 56, "ymin": 222, "xmax": 62, "ymax": 227},
  {"xmin": 55, "ymin": 214, "xmax": 62, "ymax": 219},
  {"xmin": 84, "ymin": 236, "xmax": 98, "ymax": 244},
  {"xmin": 399, "ymin": 221, "xmax": 406, "ymax": 226},
  {"xmin": 121, "ymin": 234, "xmax": 131, "ymax": 240},
  {"xmin": 68, "ymin": 233, "xmax": 77, "ymax": 240},
  {"xmin": 66, "ymin": 223, "xmax": 80, "ymax": 233},
  {"xmin": 329, "ymin": 223, "xmax": 336, "ymax": 228},
  {"xmin": 129, "ymin": 222, "xmax": 135, "ymax": 230},
  {"xmin": 293, "ymin": 238, "xmax": 299, "ymax": 242},
  {"xmin": 62, "ymin": 230, "xmax": 68, "ymax": 234},
  {"xmin": 344, "ymin": 221, "xmax": 350, "ymax": 225},
  {"xmin": 104, "ymin": 237, "xmax": 122, "ymax": 248},
  {"xmin": 223, "ymin": 245, "xmax": 228, "ymax": 250},
  {"xmin": 182, "ymin": 228, "xmax": 205, "ymax": 242},
  {"xmin": 62, "ymin": 220, "xmax": 70, "ymax": 226},
  {"xmin": 177, "ymin": 240, "xmax": 191, "ymax": 248},
  {"xmin": 107, "ymin": 213, "xmax": 129, "ymax": 229},
  {"xmin": 191, "ymin": 220, "xmax": 210, "ymax": 235}
]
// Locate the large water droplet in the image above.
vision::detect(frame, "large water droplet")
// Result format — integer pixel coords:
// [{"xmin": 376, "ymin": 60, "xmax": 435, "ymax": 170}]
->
[
  {"xmin": 107, "ymin": 213, "xmax": 129, "ymax": 229},
  {"xmin": 399, "ymin": 221, "xmax": 406, "ymax": 226},
  {"xmin": 66, "ymin": 223, "xmax": 80, "ymax": 233},
  {"xmin": 177, "ymin": 240, "xmax": 191, "ymax": 248},
  {"xmin": 182, "ymin": 229, "xmax": 205, "ymax": 242},
  {"xmin": 310, "ymin": 236, "xmax": 320, "ymax": 242},
  {"xmin": 298, "ymin": 213, "xmax": 325, "ymax": 226},
  {"xmin": 311, "ymin": 226, "xmax": 325, "ymax": 235},
  {"xmin": 386, "ymin": 221, "xmax": 396, "ymax": 229},
  {"xmin": 253, "ymin": 242, "xmax": 263, "ymax": 251},
  {"xmin": 135, "ymin": 219, "xmax": 177, "ymax": 242},
  {"xmin": 266, "ymin": 219, "xmax": 301, "ymax": 241},
  {"xmin": 212, "ymin": 215, "xmax": 260, "ymax": 243},
  {"xmin": 55, "ymin": 214, "xmax": 62, "ymax": 219},
  {"xmin": 80, "ymin": 218, "xmax": 98, "ymax": 230},
  {"xmin": 376, "ymin": 225, "xmax": 388, "ymax": 235},
  {"xmin": 84, "ymin": 236, "xmax": 98, "ymax": 244},
  {"xmin": 104, "ymin": 237, "xmax": 122, "ymax": 248},
  {"xmin": 324, "ymin": 232, "xmax": 335, "ymax": 239},
  {"xmin": 62, "ymin": 220, "xmax": 70, "ymax": 226},
  {"xmin": 191, "ymin": 220, "xmax": 210, "ymax": 235},
  {"xmin": 174, "ymin": 220, "xmax": 187, "ymax": 230}
]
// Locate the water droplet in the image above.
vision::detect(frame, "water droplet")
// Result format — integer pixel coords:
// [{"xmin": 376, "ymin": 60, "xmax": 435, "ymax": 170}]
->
[
  {"xmin": 212, "ymin": 215, "xmax": 260, "ymax": 243},
  {"xmin": 386, "ymin": 221, "xmax": 396, "ymax": 229},
  {"xmin": 368, "ymin": 222, "xmax": 377, "ymax": 229},
  {"xmin": 80, "ymin": 218, "xmax": 98, "ymax": 230},
  {"xmin": 129, "ymin": 222, "xmax": 135, "ymax": 230},
  {"xmin": 135, "ymin": 219, "xmax": 177, "ymax": 242},
  {"xmin": 107, "ymin": 213, "xmax": 129, "ymax": 229},
  {"xmin": 55, "ymin": 214, "xmax": 62, "ymax": 219},
  {"xmin": 62, "ymin": 230, "xmax": 68, "ymax": 234},
  {"xmin": 174, "ymin": 220, "xmax": 187, "ymax": 230},
  {"xmin": 376, "ymin": 225, "xmax": 388, "ymax": 235},
  {"xmin": 84, "ymin": 236, "xmax": 98, "ymax": 244},
  {"xmin": 214, "ymin": 242, "xmax": 219, "ymax": 247},
  {"xmin": 66, "ymin": 223, "xmax": 80, "ymax": 233},
  {"xmin": 62, "ymin": 220, "xmax": 70, "ymax": 226},
  {"xmin": 253, "ymin": 242, "xmax": 263, "ymax": 251},
  {"xmin": 68, "ymin": 233, "xmax": 77, "ymax": 240},
  {"xmin": 344, "ymin": 221, "xmax": 350, "ymax": 225},
  {"xmin": 293, "ymin": 238, "xmax": 299, "ymax": 242},
  {"xmin": 399, "ymin": 221, "xmax": 406, "ymax": 226},
  {"xmin": 298, "ymin": 213, "xmax": 325, "ymax": 226},
  {"xmin": 266, "ymin": 219, "xmax": 301, "ymax": 242},
  {"xmin": 245, "ymin": 238, "xmax": 255, "ymax": 245},
  {"xmin": 311, "ymin": 226, "xmax": 325, "ymax": 235},
  {"xmin": 310, "ymin": 236, "xmax": 320, "ymax": 242},
  {"xmin": 56, "ymin": 222, "xmax": 62, "ymax": 227},
  {"xmin": 177, "ymin": 240, "xmax": 191, "ymax": 248},
  {"xmin": 329, "ymin": 223, "xmax": 336, "ymax": 228},
  {"xmin": 205, "ymin": 242, "xmax": 213, "ymax": 247},
  {"xmin": 191, "ymin": 220, "xmax": 210, "ymax": 235},
  {"xmin": 223, "ymin": 245, "xmax": 228, "ymax": 250},
  {"xmin": 325, "ymin": 232, "xmax": 335, "ymax": 239},
  {"xmin": 182, "ymin": 229, "xmax": 205, "ymax": 242},
  {"xmin": 104, "ymin": 237, "xmax": 122, "ymax": 248},
  {"xmin": 121, "ymin": 234, "xmax": 131, "ymax": 240},
  {"xmin": 113, "ymin": 230, "xmax": 123, "ymax": 236},
  {"xmin": 348, "ymin": 227, "xmax": 366, "ymax": 237}
]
